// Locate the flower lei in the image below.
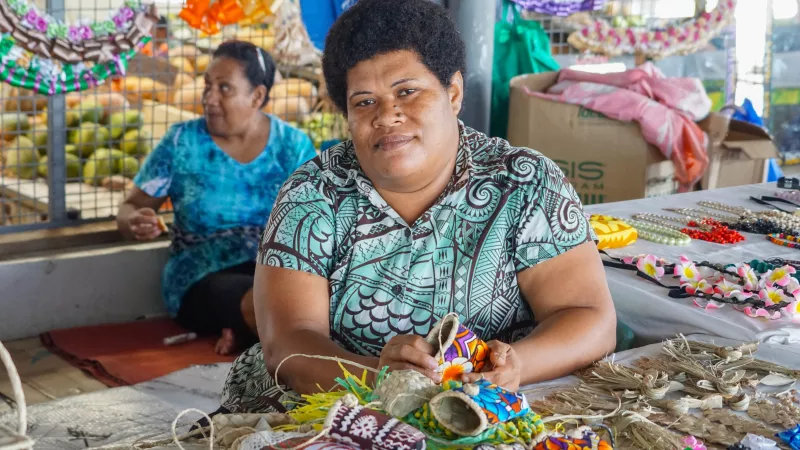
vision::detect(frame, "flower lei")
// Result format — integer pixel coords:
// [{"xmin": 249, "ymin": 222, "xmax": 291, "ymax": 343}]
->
[
  {"xmin": 605, "ymin": 253, "xmax": 800, "ymax": 322},
  {"xmin": 567, "ymin": 0, "xmax": 736, "ymax": 59},
  {"xmin": 0, "ymin": 0, "xmax": 155, "ymax": 95}
]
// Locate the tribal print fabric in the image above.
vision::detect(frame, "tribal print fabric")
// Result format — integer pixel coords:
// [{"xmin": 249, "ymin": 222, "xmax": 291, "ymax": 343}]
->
[{"xmin": 220, "ymin": 123, "xmax": 594, "ymax": 413}]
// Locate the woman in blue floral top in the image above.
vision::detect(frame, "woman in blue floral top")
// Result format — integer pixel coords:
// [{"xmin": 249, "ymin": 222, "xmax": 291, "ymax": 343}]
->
[
  {"xmin": 215, "ymin": 0, "xmax": 616, "ymax": 414},
  {"xmin": 116, "ymin": 41, "xmax": 317, "ymax": 355}
]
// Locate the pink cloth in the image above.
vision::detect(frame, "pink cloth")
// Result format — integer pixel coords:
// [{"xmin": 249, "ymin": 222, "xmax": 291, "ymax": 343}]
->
[{"xmin": 528, "ymin": 63, "xmax": 710, "ymax": 189}]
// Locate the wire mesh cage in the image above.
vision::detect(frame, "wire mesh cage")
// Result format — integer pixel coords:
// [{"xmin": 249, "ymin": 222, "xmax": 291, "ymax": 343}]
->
[
  {"xmin": 0, "ymin": 0, "xmax": 736, "ymax": 233},
  {"xmin": 0, "ymin": 0, "xmax": 348, "ymax": 232},
  {"xmin": 520, "ymin": 0, "xmax": 735, "ymax": 111}
]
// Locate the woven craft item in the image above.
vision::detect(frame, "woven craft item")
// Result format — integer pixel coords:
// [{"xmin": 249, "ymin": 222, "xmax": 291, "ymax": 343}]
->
[
  {"xmin": 324, "ymin": 394, "xmax": 426, "ymax": 450},
  {"xmin": 373, "ymin": 370, "xmax": 439, "ymax": 418},
  {"xmin": 429, "ymin": 380, "xmax": 530, "ymax": 437},
  {"xmin": 424, "ymin": 314, "xmax": 490, "ymax": 383},
  {"xmin": 0, "ymin": 340, "xmax": 33, "ymax": 450}
]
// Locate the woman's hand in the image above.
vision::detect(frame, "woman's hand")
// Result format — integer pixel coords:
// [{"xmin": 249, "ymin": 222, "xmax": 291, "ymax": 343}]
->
[
  {"xmin": 127, "ymin": 207, "xmax": 163, "ymax": 240},
  {"xmin": 378, "ymin": 335, "xmax": 440, "ymax": 382},
  {"xmin": 461, "ymin": 340, "xmax": 521, "ymax": 391}
]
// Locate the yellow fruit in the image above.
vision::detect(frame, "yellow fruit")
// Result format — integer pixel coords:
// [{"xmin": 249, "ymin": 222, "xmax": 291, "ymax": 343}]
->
[
  {"xmin": 38, "ymin": 153, "xmax": 81, "ymax": 179},
  {"xmin": 271, "ymin": 78, "xmax": 317, "ymax": 99},
  {"xmin": 0, "ymin": 113, "xmax": 31, "ymax": 140},
  {"xmin": 119, "ymin": 128, "xmax": 153, "ymax": 156},
  {"xmin": 68, "ymin": 123, "xmax": 110, "ymax": 157},
  {"xmin": 264, "ymin": 97, "xmax": 310, "ymax": 122},
  {"xmin": 173, "ymin": 73, "xmax": 195, "ymax": 89},
  {"xmin": 83, "ymin": 156, "xmax": 114, "ymax": 185},
  {"xmin": 74, "ymin": 100, "xmax": 104, "ymax": 123},
  {"xmin": 108, "ymin": 111, "xmax": 144, "ymax": 139},
  {"xmin": 171, "ymin": 56, "xmax": 195, "ymax": 74},
  {"xmin": 194, "ymin": 55, "xmax": 211, "ymax": 73},
  {"xmin": 118, "ymin": 156, "xmax": 139, "ymax": 177},
  {"xmin": 172, "ymin": 79, "xmax": 205, "ymax": 114},
  {"xmin": 4, "ymin": 136, "xmax": 38, "ymax": 179}
]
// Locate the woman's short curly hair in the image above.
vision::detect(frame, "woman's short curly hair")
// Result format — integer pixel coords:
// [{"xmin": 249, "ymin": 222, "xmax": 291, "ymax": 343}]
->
[{"xmin": 322, "ymin": 0, "xmax": 467, "ymax": 114}]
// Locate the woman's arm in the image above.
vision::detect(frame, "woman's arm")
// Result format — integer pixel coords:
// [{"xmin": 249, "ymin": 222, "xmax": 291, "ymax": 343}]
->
[
  {"xmin": 256, "ymin": 265, "xmax": 379, "ymax": 394},
  {"xmin": 117, "ymin": 187, "xmax": 167, "ymax": 240},
  {"xmin": 512, "ymin": 241, "xmax": 616, "ymax": 385}
]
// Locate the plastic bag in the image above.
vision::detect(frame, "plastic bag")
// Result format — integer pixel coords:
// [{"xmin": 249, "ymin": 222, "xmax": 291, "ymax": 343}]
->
[{"xmin": 491, "ymin": 0, "xmax": 559, "ymax": 139}]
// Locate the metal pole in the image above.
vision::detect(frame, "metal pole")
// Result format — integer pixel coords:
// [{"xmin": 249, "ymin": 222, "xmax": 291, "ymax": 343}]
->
[
  {"xmin": 46, "ymin": 0, "xmax": 67, "ymax": 223},
  {"xmin": 447, "ymin": 0, "xmax": 496, "ymax": 134}
]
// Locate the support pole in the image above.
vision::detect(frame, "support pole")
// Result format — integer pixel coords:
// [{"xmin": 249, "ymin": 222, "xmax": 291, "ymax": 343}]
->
[{"xmin": 447, "ymin": 0, "xmax": 496, "ymax": 134}]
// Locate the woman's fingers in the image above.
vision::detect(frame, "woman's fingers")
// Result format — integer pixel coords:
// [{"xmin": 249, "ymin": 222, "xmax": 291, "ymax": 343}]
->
[
  {"xmin": 487, "ymin": 340, "xmax": 510, "ymax": 368},
  {"xmin": 384, "ymin": 336, "xmax": 438, "ymax": 370}
]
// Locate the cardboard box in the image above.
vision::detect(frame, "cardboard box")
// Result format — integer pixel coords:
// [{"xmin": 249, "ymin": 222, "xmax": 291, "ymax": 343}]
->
[
  {"xmin": 507, "ymin": 72, "xmax": 778, "ymax": 204},
  {"xmin": 507, "ymin": 72, "xmax": 677, "ymax": 205},
  {"xmin": 699, "ymin": 113, "xmax": 779, "ymax": 190}
]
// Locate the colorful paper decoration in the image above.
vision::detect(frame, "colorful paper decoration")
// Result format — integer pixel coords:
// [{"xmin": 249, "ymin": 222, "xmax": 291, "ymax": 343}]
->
[
  {"xmin": 511, "ymin": 0, "xmax": 605, "ymax": 16},
  {"xmin": 425, "ymin": 315, "xmax": 490, "ymax": 384},
  {"xmin": 429, "ymin": 380, "xmax": 530, "ymax": 437},
  {"xmin": 0, "ymin": 35, "xmax": 147, "ymax": 95},
  {"xmin": 0, "ymin": 0, "xmax": 156, "ymax": 95},
  {"xmin": 0, "ymin": 0, "xmax": 157, "ymax": 64},
  {"xmin": 568, "ymin": 0, "xmax": 736, "ymax": 59},
  {"xmin": 590, "ymin": 215, "xmax": 638, "ymax": 250},
  {"xmin": 178, "ymin": 0, "xmax": 274, "ymax": 35}
]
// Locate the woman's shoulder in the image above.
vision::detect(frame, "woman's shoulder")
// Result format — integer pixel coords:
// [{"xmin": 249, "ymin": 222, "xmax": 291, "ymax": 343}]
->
[{"xmin": 467, "ymin": 128, "xmax": 560, "ymax": 183}]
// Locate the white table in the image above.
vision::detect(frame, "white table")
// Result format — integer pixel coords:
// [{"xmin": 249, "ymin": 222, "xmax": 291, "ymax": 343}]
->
[{"xmin": 584, "ymin": 183, "xmax": 800, "ymax": 345}]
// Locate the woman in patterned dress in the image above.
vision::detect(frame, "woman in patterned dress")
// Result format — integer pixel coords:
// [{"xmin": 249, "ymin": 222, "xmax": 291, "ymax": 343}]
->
[
  {"xmin": 218, "ymin": 0, "xmax": 616, "ymax": 413},
  {"xmin": 117, "ymin": 41, "xmax": 317, "ymax": 355}
]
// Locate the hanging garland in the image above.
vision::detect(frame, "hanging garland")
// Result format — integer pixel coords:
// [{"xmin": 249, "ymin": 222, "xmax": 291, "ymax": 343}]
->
[
  {"xmin": 0, "ymin": 0, "xmax": 156, "ymax": 95},
  {"xmin": 567, "ymin": 0, "xmax": 736, "ymax": 59},
  {"xmin": 0, "ymin": 35, "xmax": 146, "ymax": 95},
  {"xmin": 511, "ymin": 0, "xmax": 605, "ymax": 16},
  {"xmin": 0, "ymin": 0, "xmax": 157, "ymax": 63}
]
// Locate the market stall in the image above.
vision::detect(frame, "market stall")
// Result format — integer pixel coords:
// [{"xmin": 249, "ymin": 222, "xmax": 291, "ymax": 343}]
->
[
  {"xmin": 4, "ymin": 334, "xmax": 799, "ymax": 449},
  {"xmin": 586, "ymin": 182, "xmax": 800, "ymax": 345}
]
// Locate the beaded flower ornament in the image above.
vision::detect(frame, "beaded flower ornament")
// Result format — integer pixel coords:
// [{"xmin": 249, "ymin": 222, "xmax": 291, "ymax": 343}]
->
[
  {"xmin": 0, "ymin": 0, "xmax": 157, "ymax": 94},
  {"xmin": 611, "ymin": 254, "xmax": 800, "ymax": 321},
  {"xmin": 568, "ymin": 0, "xmax": 735, "ymax": 60}
]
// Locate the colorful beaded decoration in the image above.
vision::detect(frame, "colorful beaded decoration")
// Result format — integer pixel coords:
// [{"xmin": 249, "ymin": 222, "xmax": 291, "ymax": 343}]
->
[
  {"xmin": 0, "ymin": 0, "xmax": 156, "ymax": 95},
  {"xmin": 766, "ymin": 233, "xmax": 800, "ymax": 250},
  {"xmin": 568, "ymin": 0, "xmax": 736, "ymax": 59}
]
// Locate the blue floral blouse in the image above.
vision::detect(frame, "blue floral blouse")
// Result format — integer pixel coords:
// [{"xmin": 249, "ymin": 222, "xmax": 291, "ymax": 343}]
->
[{"xmin": 133, "ymin": 115, "xmax": 317, "ymax": 315}]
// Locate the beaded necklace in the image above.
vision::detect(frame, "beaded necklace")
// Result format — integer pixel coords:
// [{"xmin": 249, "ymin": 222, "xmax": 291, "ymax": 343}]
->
[
  {"xmin": 699, "ymin": 201, "xmax": 800, "ymax": 235},
  {"xmin": 623, "ymin": 218, "xmax": 691, "ymax": 246},
  {"xmin": 766, "ymin": 233, "xmax": 800, "ymax": 250},
  {"xmin": 659, "ymin": 209, "xmax": 745, "ymax": 244}
]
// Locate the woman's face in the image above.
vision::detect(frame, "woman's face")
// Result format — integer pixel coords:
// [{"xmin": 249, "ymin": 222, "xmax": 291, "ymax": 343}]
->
[
  {"xmin": 203, "ymin": 56, "xmax": 266, "ymax": 137},
  {"xmin": 346, "ymin": 50, "xmax": 463, "ymax": 193}
]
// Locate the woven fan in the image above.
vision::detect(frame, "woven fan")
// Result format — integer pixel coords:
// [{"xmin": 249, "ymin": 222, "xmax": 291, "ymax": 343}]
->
[{"xmin": 0, "ymin": 341, "xmax": 33, "ymax": 450}]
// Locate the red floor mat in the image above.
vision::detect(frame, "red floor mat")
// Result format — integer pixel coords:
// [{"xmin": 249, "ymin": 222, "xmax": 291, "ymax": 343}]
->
[{"xmin": 41, "ymin": 319, "xmax": 236, "ymax": 386}]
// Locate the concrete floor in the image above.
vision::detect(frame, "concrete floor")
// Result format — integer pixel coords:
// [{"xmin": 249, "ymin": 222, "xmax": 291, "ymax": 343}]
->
[{"xmin": 0, "ymin": 338, "xmax": 107, "ymax": 415}]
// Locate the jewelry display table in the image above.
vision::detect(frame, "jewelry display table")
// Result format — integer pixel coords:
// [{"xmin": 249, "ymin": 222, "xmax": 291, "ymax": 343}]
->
[{"xmin": 585, "ymin": 183, "xmax": 800, "ymax": 346}]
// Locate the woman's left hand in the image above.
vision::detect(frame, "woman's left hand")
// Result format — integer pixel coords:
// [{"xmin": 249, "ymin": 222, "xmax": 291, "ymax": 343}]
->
[{"xmin": 461, "ymin": 340, "xmax": 521, "ymax": 391}]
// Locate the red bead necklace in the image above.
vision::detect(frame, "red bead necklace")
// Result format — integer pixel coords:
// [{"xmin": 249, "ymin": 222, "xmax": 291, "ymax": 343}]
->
[{"xmin": 681, "ymin": 218, "xmax": 745, "ymax": 244}]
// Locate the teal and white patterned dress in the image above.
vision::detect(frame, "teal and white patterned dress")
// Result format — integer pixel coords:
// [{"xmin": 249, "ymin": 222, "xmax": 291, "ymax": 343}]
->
[
  {"xmin": 220, "ymin": 124, "xmax": 595, "ymax": 413},
  {"xmin": 133, "ymin": 115, "xmax": 317, "ymax": 315}
]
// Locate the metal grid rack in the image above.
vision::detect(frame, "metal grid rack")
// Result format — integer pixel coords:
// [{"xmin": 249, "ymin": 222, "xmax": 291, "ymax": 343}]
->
[
  {"xmin": 0, "ymin": 0, "xmax": 348, "ymax": 232},
  {"xmin": 0, "ymin": 0, "xmax": 736, "ymax": 233}
]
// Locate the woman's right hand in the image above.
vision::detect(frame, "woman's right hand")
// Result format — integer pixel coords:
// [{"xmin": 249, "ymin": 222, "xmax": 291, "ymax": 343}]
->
[
  {"xmin": 127, "ymin": 207, "xmax": 163, "ymax": 240},
  {"xmin": 378, "ymin": 335, "xmax": 441, "ymax": 382}
]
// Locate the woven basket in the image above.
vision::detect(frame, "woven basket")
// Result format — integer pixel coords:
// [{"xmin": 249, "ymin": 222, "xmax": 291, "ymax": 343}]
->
[{"xmin": 0, "ymin": 341, "xmax": 33, "ymax": 450}]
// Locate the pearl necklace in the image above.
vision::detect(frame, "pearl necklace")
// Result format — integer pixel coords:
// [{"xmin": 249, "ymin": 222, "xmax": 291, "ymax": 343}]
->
[
  {"xmin": 699, "ymin": 200, "xmax": 800, "ymax": 235},
  {"xmin": 665, "ymin": 206, "xmax": 740, "ymax": 222},
  {"xmin": 625, "ymin": 218, "xmax": 692, "ymax": 246}
]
